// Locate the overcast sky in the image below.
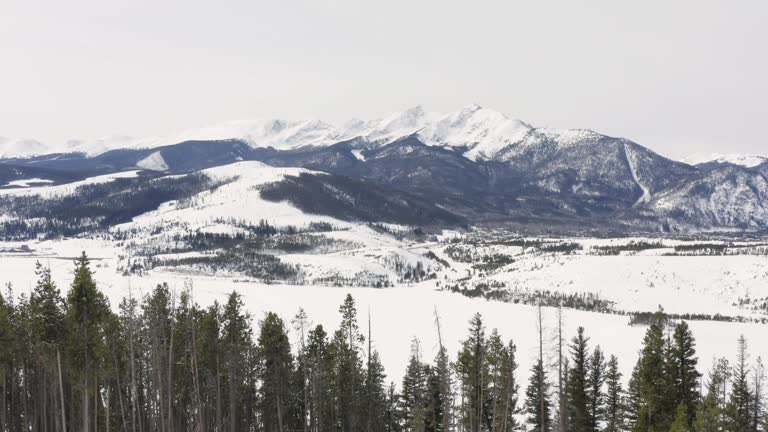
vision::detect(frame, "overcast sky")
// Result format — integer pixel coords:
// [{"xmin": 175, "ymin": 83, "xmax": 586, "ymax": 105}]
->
[{"xmin": 1, "ymin": 0, "xmax": 766, "ymax": 159}]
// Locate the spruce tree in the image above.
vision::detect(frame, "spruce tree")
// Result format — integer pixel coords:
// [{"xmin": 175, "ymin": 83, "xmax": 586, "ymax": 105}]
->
[
  {"xmin": 669, "ymin": 321, "xmax": 700, "ymax": 428},
  {"xmin": 257, "ymin": 312, "xmax": 294, "ymax": 432},
  {"xmin": 29, "ymin": 261, "xmax": 66, "ymax": 432},
  {"xmin": 306, "ymin": 324, "xmax": 336, "ymax": 432},
  {"xmin": 401, "ymin": 337, "xmax": 428, "ymax": 431},
  {"xmin": 65, "ymin": 252, "xmax": 110, "ymax": 432},
  {"xmin": 424, "ymin": 365, "xmax": 445, "ymax": 432},
  {"xmin": 220, "ymin": 291, "xmax": 254, "ymax": 432},
  {"xmin": 727, "ymin": 335, "xmax": 753, "ymax": 432},
  {"xmin": 525, "ymin": 360, "xmax": 552, "ymax": 432},
  {"xmin": 631, "ymin": 320, "xmax": 672, "ymax": 432},
  {"xmin": 587, "ymin": 346, "xmax": 606, "ymax": 432},
  {"xmin": 566, "ymin": 327, "xmax": 590, "ymax": 432},
  {"xmin": 603, "ymin": 355, "xmax": 624, "ymax": 432},
  {"xmin": 364, "ymin": 350, "xmax": 388, "ymax": 432},
  {"xmin": 335, "ymin": 294, "xmax": 365, "ymax": 432},
  {"xmin": 669, "ymin": 403, "xmax": 691, "ymax": 432},
  {"xmin": 694, "ymin": 392, "xmax": 722, "ymax": 432},
  {"xmin": 455, "ymin": 313, "xmax": 489, "ymax": 432}
]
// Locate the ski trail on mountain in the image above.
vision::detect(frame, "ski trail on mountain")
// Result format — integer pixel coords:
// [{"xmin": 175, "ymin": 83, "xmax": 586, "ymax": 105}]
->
[{"xmin": 624, "ymin": 143, "xmax": 651, "ymax": 206}]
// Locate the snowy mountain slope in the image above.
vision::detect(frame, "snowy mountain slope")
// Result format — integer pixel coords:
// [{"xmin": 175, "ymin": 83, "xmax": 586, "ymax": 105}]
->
[
  {"xmin": 681, "ymin": 152, "xmax": 768, "ymax": 168},
  {"xmin": 0, "ymin": 137, "xmax": 51, "ymax": 158},
  {"xmin": 115, "ymin": 162, "xmax": 343, "ymax": 233},
  {"xmin": 647, "ymin": 164, "xmax": 768, "ymax": 229},
  {"xmin": 62, "ymin": 119, "xmax": 343, "ymax": 155},
  {"xmin": 417, "ymin": 104, "xmax": 533, "ymax": 161},
  {"xmin": 12, "ymin": 106, "xmax": 441, "ymax": 157}
]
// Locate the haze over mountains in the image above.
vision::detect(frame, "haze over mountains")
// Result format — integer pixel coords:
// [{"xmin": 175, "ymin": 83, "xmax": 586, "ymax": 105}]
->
[{"xmin": 2, "ymin": 104, "xmax": 767, "ymax": 233}]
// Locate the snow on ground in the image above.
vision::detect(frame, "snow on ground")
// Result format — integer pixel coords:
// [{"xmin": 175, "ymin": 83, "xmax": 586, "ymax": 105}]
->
[
  {"xmin": 484, "ymin": 253, "xmax": 768, "ymax": 316},
  {"xmin": 0, "ymin": 247, "xmax": 765, "ymax": 387},
  {"xmin": 3, "ymin": 178, "xmax": 54, "ymax": 188},
  {"xmin": 0, "ymin": 170, "xmax": 140, "ymax": 198},
  {"xmin": 136, "ymin": 151, "xmax": 169, "ymax": 171},
  {"xmin": 0, "ymin": 235, "xmax": 766, "ymax": 386}
]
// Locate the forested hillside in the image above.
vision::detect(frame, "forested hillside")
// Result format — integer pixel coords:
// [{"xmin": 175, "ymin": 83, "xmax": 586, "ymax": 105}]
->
[{"xmin": 0, "ymin": 253, "xmax": 766, "ymax": 432}]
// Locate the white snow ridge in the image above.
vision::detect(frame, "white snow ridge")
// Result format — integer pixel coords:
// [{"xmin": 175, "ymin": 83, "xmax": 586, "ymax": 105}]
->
[{"xmin": 136, "ymin": 151, "xmax": 169, "ymax": 171}]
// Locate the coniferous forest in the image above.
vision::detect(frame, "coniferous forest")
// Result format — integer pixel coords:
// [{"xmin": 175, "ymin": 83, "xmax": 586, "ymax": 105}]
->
[{"xmin": 0, "ymin": 253, "xmax": 766, "ymax": 432}]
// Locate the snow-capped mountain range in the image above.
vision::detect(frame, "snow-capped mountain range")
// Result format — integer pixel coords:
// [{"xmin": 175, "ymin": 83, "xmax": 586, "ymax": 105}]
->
[
  {"xmin": 0, "ymin": 104, "xmax": 635, "ymax": 161},
  {"xmin": 2, "ymin": 104, "xmax": 768, "ymax": 232},
  {"xmin": 4, "ymin": 104, "xmax": 765, "ymax": 168}
]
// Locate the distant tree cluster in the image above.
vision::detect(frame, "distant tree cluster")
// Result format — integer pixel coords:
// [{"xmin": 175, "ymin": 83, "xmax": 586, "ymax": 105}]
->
[
  {"xmin": 589, "ymin": 241, "xmax": 665, "ymax": 256},
  {"xmin": 447, "ymin": 283, "xmax": 617, "ymax": 315}
]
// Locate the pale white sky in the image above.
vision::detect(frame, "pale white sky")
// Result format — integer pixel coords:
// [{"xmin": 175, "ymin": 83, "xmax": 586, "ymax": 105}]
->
[{"xmin": 1, "ymin": 0, "xmax": 766, "ymax": 159}]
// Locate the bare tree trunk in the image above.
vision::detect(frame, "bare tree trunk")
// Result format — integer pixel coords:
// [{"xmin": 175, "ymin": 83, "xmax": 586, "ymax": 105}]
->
[
  {"xmin": 56, "ymin": 347, "xmax": 67, "ymax": 432},
  {"xmin": 84, "ymin": 361, "xmax": 90, "ymax": 432},
  {"xmin": 94, "ymin": 375, "xmax": 98, "ymax": 432},
  {"xmin": 277, "ymin": 383, "xmax": 284, "ymax": 432},
  {"xmin": 538, "ymin": 301, "xmax": 545, "ymax": 432},
  {"xmin": 106, "ymin": 385, "xmax": 111, "ymax": 432},
  {"xmin": 557, "ymin": 306, "xmax": 565, "ymax": 432},
  {"xmin": 367, "ymin": 310, "xmax": 372, "ymax": 432},
  {"xmin": 114, "ymin": 355, "xmax": 129, "ymax": 432},
  {"xmin": 188, "ymin": 282, "xmax": 203, "ymax": 431},
  {"xmin": 167, "ymin": 321, "xmax": 174, "ymax": 432},
  {"xmin": 434, "ymin": 308, "xmax": 451, "ymax": 432},
  {"xmin": 228, "ymin": 368, "xmax": 236, "ymax": 432},
  {"xmin": 216, "ymin": 354, "xmax": 222, "ymax": 432},
  {"xmin": 1, "ymin": 372, "xmax": 6, "ymax": 432},
  {"xmin": 129, "ymin": 320, "xmax": 138, "ymax": 432}
]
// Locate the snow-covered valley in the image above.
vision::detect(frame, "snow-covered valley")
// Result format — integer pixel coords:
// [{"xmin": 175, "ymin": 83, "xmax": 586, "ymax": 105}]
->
[{"xmin": 1, "ymin": 163, "xmax": 766, "ymax": 384}]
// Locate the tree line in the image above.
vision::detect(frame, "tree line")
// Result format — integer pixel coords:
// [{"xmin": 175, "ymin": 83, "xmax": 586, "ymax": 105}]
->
[{"xmin": 0, "ymin": 252, "xmax": 766, "ymax": 432}]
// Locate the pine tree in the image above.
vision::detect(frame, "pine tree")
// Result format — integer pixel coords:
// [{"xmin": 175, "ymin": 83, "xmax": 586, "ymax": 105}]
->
[
  {"xmin": 335, "ymin": 293, "xmax": 365, "ymax": 432},
  {"xmin": 499, "ymin": 340, "xmax": 522, "ymax": 432},
  {"xmin": 220, "ymin": 291, "xmax": 254, "ymax": 432},
  {"xmin": 525, "ymin": 360, "xmax": 552, "ymax": 432},
  {"xmin": 625, "ymin": 362, "xmax": 641, "ymax": 430},
  {"xmin": 455, "ymin": 313, "xmax": 489, "ymax": 432},
  {"xmin": 669, "ymin": 403, "xmax": 691, "ymax": 432},
  {"xmin": 587, "ymin": 346, "xmax": 606, "ymax": 432},
  {"xmin": 65, "ymin": 252, "xmax": 111, "ymax": 432},
  {"xmin": 424, "ymin": 365, "xmax": 445, "ymax": 432},
  {"xmin": 29, "ymin": 261, "xmax": 67, "ymax": 432},
  {"xmin": 727, "ymin": 335, "xmax": 753, "ymax": 432},
  {"xmin": 485, "ymin": 331, "xmax": 521, "ymax": 432},
  {"xmin": 708, "ymin": 357, "xmax": 731, "ymax": 411},
  {"xmin": 384, "ymin": 382, "xmax": 402, "ymax": 432},
  {"xmin": 631, "ymin": 319, "xmax": 672, "ymax": 432},
  {"xmin": 753, "ymin": 358, "xmax": 765, "ymax": 432},
  {"xmin": 306, "ymin": 324, "xmax": 336, "ymax": 432},
  {"xmin": 694, "ymin": 392, "xmax": 722, "ymax": 432},
  {"xmin": 257, "ymin": 312, "xmax": 294, "ymax": 432},
  {"xmin": 402, "ymin": 337, "xmax": 428, "ymax": 431},
  {"xmin": 364, "ymin": 350, "xmax": 388, "ymax": 432},
  {"xmin": 669, "ymin": 321, "xmax": 700, "ymax": 428},
  {"xmin": 603, "ymin": 355, "xmax": 624, "ymax": 432},
  {"xmin": 566, "ymin": 327, "xmax": 590, "ymax": 432}
]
